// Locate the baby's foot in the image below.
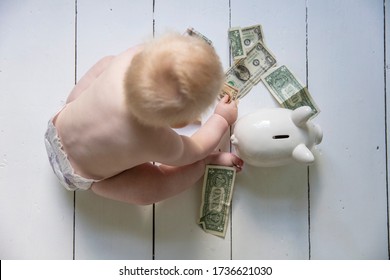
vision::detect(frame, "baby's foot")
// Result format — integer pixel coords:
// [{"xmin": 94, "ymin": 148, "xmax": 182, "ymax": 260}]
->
[{"xmin": 204, "ymin": 152, "xmax": 244, "ymax": 172}]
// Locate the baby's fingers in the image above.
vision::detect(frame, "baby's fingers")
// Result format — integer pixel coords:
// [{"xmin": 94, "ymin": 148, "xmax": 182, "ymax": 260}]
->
[
  {"xmin": 230, "ymin": 98, "xmax": 239, "ymax": 108},
  {"xmin": 220, "ymin": 94, "xmax": 230, "ymax": 103}
]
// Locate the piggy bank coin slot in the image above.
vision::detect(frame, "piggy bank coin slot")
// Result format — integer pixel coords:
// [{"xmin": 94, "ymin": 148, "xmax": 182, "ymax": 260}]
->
[{"xmin": 272, "ymin": 135, "xmax": 290, "ymax": 139}]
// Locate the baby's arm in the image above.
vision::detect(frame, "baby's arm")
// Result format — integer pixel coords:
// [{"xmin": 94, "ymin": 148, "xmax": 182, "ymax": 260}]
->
[
  {"xmin": 171, "ymin": 95, "xmax": 238, "ymax": 165},
  {"xmin": 66, "ymin": 55, "xmax": 115, "ymax": 103}
]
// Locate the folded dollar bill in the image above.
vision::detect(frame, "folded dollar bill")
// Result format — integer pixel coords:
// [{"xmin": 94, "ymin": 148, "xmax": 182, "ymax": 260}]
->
[
  {"xmin": 186, "ymin": 27, "xmax": 213, "ymax": 45},
  {"xmin": 261, "ymin": 65, "xmax": 320, "ymax": 118},
  {"xmin": 219, "ymin": 82, "xmax": 239, "ymax": 101},
  {"xmin": 199, "ymin": 165, "xmax": 236, "ymax": 238}
]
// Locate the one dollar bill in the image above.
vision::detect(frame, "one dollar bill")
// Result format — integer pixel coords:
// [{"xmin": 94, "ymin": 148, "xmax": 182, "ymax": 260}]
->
[
  {"xmin": 228, "ymin": 27, "xmax": 247, "ymax": 60},
  {"xmin": 219, "ymin": 82, "xmax": 239, "ymax": 101},
  {"xmin": 241, "ymin": 24, "xmax": 265, "ymax": 52},
  {"xmin": 199, "ymin": 165, "xmax": 236, "ymax": 238},
  {"xmin": 261, "ymin": 65, "xmax": 320, "ymax": 118},
  {"xmin": 225, "ymin": 40, "xmax": 277, "ymax": 99}
]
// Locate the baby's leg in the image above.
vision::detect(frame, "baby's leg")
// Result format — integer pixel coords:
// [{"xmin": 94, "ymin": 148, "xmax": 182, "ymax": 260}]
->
[{"xmin": 91, "ymin": 152, "xmax": 243, "ymax": 205}]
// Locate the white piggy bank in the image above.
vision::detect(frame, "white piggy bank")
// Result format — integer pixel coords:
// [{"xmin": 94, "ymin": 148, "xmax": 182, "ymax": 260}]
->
[{"xmin": 230, "ymin": 106, "xmax": 323, "ymax": 167}]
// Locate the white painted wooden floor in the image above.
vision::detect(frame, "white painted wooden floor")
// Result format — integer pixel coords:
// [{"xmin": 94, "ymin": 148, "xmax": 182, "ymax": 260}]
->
[{"xmin": 1, "ymin": 0, "xmax": 389, "ymax": 260}]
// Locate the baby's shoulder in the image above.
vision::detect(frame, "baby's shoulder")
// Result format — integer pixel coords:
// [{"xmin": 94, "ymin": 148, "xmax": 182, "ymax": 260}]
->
[{"xmin": 116, "ymin": 45, "xmax": 144, "ymax": 62}]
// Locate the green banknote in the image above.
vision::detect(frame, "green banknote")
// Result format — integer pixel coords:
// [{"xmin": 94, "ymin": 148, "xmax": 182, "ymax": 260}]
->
[
  {"xmin": 229, "ymin": 27, "xmax": 247, "ymax": 60},
  {"xmin": 262, "ymin": 65, "xmax": 320, "ymax": 118},
  {"xmin": 186, "ymin": 27, "xmax": 213, "ymax": 45},
  {"xmin": 199, "ymin": 165, "xmax": 236, "ymax": 238},
  {"xmin": 225, "ymin": 41, "xmax": 277, "ymax": 99},
  {"xmin": 241, "ymin": 24, "xmax": 265, "ymax": 52}
]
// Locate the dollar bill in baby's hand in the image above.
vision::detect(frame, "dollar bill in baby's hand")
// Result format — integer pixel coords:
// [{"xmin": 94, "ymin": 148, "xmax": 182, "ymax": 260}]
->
[{"xmin": 219, "ymin": 82, "xmax": 239, "ymax": 102}]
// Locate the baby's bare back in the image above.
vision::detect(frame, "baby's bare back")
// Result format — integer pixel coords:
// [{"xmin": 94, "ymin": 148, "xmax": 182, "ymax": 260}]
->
[{"xmin": 55, "ymin": 48, "xmax": 182, "ymax": 180}]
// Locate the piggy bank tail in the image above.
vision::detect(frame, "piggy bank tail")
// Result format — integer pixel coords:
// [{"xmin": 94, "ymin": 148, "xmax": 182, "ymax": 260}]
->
[{"xmin": 230, "ymin": 135, "xmax": 238, "ymax": 145}]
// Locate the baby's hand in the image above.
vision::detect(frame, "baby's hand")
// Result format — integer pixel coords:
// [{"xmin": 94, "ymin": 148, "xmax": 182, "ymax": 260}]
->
[{"xmin": 214, "ymin": 95, "xmax": 238, "ymax": 125}]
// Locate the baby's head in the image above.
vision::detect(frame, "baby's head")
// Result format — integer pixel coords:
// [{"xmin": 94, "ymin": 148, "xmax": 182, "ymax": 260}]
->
[{"xmin": 124, "ymin": 33, "xmax": 224, "ymax": 127}]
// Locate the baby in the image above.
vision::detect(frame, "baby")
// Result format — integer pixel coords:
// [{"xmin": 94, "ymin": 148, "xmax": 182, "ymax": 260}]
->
[{"xmin": 44, "ymin": 33, "xmax": 243, "ymax": 205}]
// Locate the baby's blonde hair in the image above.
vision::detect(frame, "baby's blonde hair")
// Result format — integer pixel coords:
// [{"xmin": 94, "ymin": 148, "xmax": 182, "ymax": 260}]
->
[{"xmin": 124, "ymin": 33, "xmax": 224, "ymax": 127}]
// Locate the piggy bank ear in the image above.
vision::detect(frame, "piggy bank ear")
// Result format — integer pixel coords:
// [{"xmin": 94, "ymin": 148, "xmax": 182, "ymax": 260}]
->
[
  {"xmin": 292, "ymin": 106, "xmax": 312, "ymax": 127},
  {"xmin": 292, "ymin": 143, "xmax": 314, "ymax": 164}
]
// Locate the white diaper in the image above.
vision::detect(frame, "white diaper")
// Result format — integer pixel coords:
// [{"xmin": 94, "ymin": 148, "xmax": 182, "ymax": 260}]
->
[{"xmin": 44, "ymin": 116, "xmax": 101, "ymax": 191}]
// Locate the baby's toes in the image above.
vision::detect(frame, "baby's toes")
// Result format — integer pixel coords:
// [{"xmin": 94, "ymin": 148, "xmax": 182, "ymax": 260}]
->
[{"xmin": 231, "ymin": 155, "xmax": 244, "ymax": 172}]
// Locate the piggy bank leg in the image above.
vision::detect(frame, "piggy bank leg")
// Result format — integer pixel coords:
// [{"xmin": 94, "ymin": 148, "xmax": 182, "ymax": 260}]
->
[{"xmin": 292, "ymin": 143, "xmax": 314, "ymax": 164}]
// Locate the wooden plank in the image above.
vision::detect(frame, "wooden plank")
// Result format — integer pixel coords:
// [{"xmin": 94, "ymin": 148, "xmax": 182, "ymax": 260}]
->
[
  {"xmin": 230, "ymin": 0, "xmax": 309, "ymax": 259},
  {"xmin": 153, "ymin": 0, "xmax": 231, "ymax": 259},
  {"xmin": 74, "ymin": 0, "xmax": 154, "ymax": 259},
  {"xmin": 384, "ymin": 0, "xmax": 390, "ymax": 258},
  {"xmin": 308, "ymin": 0, "xmax": 388, "ymax": 259},
  {"xmin": 0, "ymin": 0, "xmax": 75, "ymax": 258}
]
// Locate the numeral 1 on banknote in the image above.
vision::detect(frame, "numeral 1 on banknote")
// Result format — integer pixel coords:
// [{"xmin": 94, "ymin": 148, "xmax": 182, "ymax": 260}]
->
[{"xmin": 199, "ymin": 165, "xmax": 236, "ymax": 238}]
